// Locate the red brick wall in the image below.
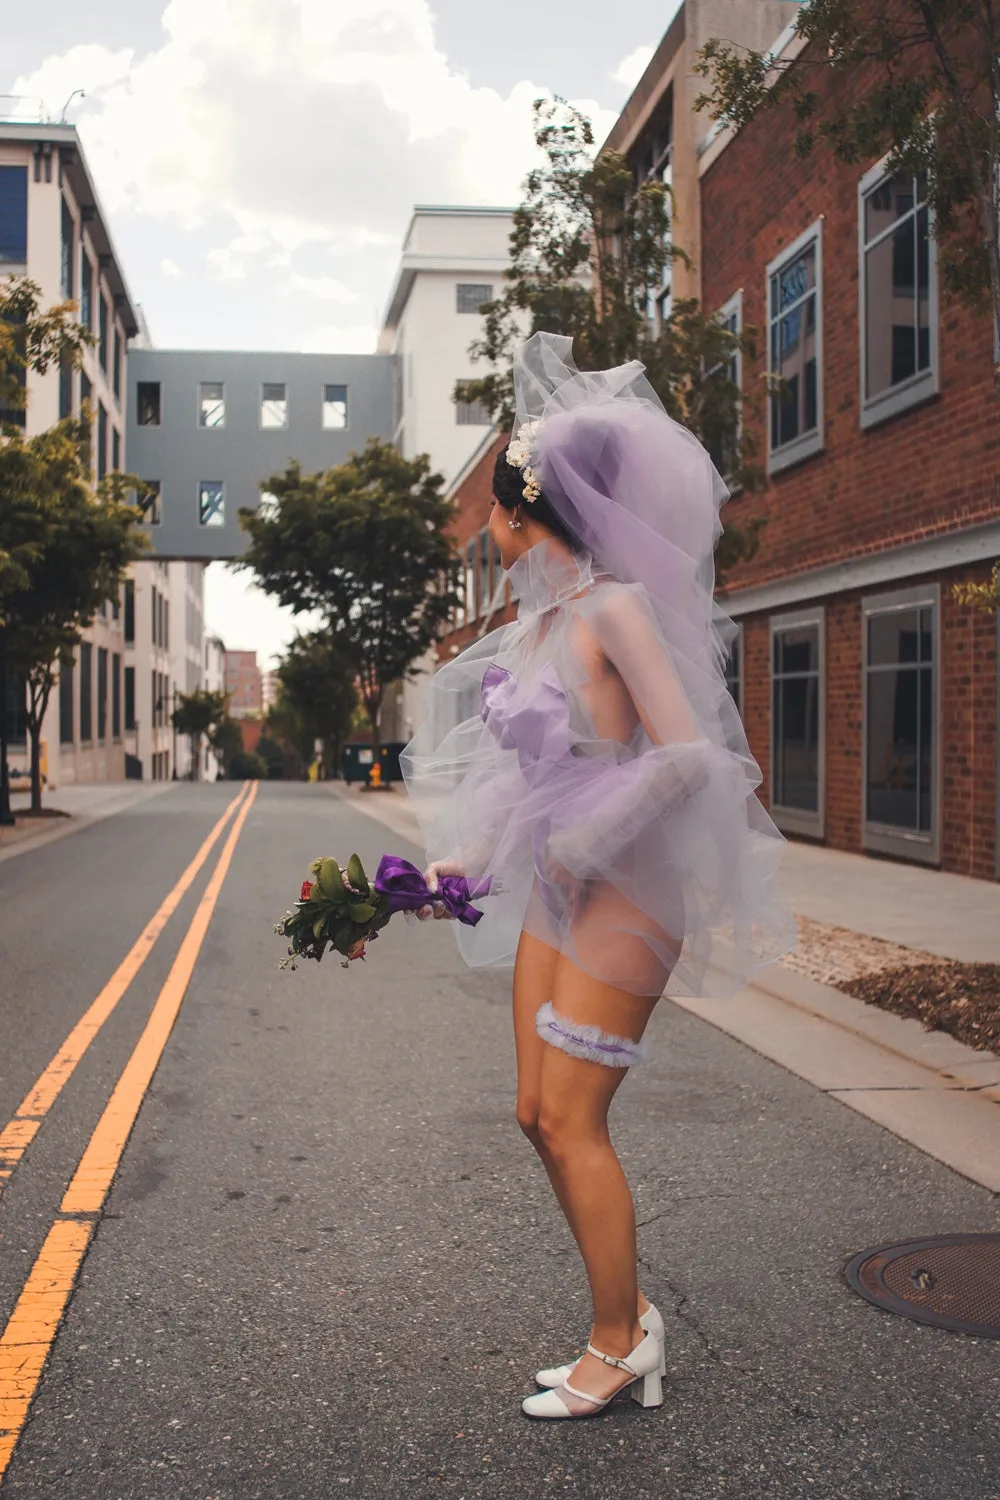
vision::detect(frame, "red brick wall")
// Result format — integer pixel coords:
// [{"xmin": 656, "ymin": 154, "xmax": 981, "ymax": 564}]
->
[
  {"xmin": 437, "ymin": 432, "xmax": 517, "ymax": 664},
  {"xmin": 699, "ymin": 45, "xmax": 997, "ymax": 594}
]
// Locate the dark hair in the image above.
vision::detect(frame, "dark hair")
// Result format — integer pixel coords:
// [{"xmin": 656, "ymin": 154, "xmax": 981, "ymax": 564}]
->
[{"xmin": 492, "ymin": 445, "xmax": 583, "ymax": 552}]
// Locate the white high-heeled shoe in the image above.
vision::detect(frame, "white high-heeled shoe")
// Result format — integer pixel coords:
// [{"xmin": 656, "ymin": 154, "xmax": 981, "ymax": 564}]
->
[
  {"xmin": 535, "ymin": 1302, "xmax": 666, "ymax": 1388},
  {"xmin": 521, "ymin": 1331, "xmax": 664, "ymax": 1420}
]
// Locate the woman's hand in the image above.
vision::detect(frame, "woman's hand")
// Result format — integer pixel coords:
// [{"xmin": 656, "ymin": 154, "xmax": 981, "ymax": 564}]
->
[{"xmin": 417, "ymin": 858, "xmax": 467, "ymax": 921}]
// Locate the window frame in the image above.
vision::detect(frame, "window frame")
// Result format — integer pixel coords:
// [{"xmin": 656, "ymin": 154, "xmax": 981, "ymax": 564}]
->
[
  {"xmin": 59, "ymin": 651, "xmax": 75, "ymax": 744},
  {"xmin": 198, "ymin": 380, "xmax": 226, "ymax": 429},
  {"xmin": 456, "ymin": 283, "xmax": 494, "ymax": 315},
  {"xmin": 769, "ymin": 606, "xmax": 826, "ymax": 839},
  {"xmin": 198, "ymin": 479, "xmax": 226, "ymax": 529},
  {"xmin": 455, "ymin": 380, "xmax": 492, "ymax": 426},
  {"xmin": 765, "ymin": 218, "xmax": 825, "ymax": 477},
  {"xmin": 861, "ymin": 581, "xmax": 940, "ymax": 864},
  {"xmin": 137, "ymin": 381, "xmax": 162, "ymax": 428},
  {"xmin": 724, "ymin": 620, "xmax": 745, "ymax": 720},
  {"xmin": 321, "ymin": 383, "xmax": 349, "ymax": 430},
  {"xmin": 0, "ymin": 165, "xmax": 28, "ymax": 265},
  {"xmin": 858, "ymin": 157, "xmax": 939, "ymax": 431},
  {"xmin": 259, "ymin": 382, "xmax": 288, "ymax": 430}
]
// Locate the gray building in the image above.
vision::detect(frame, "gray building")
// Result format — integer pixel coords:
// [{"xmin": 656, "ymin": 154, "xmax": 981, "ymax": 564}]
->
[{"xmin": 127, "ymin": 350, "xmax": 397, "ymax": 559}]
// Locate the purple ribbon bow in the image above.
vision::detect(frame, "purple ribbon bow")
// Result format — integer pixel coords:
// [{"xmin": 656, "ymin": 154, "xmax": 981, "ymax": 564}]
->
[{"xmin": 373, "ymin": 855, "xmax": 488, "ymax": 927}]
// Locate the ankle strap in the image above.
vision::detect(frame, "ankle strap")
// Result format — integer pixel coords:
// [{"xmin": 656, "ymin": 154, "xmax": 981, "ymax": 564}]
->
[{"xmin": 586, "ymin": 1340, "xmax": 637, "ymax": 1373}]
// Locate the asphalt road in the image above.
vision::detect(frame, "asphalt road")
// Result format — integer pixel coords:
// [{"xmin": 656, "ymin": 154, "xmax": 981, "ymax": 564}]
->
[{"xmin": 0, "ymin": 780, "xmax": 998, "ymax": 1500}]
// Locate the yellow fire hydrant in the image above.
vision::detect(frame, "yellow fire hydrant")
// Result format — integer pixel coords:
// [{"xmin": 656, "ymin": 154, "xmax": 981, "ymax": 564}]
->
[{"xmin": 369, "ymin": 760, "xmax": 382, "ymax": 790}]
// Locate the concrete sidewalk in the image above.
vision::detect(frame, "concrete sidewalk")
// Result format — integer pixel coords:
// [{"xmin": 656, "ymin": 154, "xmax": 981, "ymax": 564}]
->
[
  {"xmin": 0, "ymin": 780, "xmax": 174, "ymax": 863},
  {"xmin": 781, "ymin": 837, "xmax": 1000, "ymax": 964}
]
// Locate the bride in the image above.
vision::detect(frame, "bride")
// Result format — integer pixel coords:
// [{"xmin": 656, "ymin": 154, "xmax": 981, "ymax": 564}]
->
[{"xmin": 401, "ymin": 332, "xmax": 794, "ymax": 1420}]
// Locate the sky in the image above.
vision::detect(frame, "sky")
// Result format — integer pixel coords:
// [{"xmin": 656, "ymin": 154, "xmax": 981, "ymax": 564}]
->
[{"xmin": 5, "ymin": 0, "xmax": 681, "ymax": 666}]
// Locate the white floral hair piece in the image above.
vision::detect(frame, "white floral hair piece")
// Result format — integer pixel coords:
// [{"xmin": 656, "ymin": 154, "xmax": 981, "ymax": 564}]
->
[{"xmin": 506, "ymin": 419, "xmax": 543, "ymax": 503}]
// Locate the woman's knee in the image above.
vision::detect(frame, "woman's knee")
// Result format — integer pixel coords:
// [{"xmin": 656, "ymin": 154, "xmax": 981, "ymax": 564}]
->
[{"xmin": 515, "ymin": 1096, "xmax": 542, "ymax": 1146}]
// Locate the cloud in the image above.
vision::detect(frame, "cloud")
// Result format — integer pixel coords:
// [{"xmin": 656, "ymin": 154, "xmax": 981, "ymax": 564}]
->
[
  {"xmin": 287, "ymin": 274, "xmax": 357, "ymax": 304},
  {"xmin": 14, "ymin": 0, "xmax": 618, "ymax": 285},
  {"xmin": 159, "ymin": 257, "xmax": 183, "ymax": 278},
  {"xmin": 296, "ymin": 322, "xmax": 378, "ymax": 354},
  {"xmin": 611, "ymin": 44, "xmax": 654, "ymax": 92}
]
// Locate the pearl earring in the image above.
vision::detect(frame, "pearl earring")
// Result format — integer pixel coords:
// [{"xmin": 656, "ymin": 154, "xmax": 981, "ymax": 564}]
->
[{"xmin": 508, "ymin": 515, "xmax": 523, "ymax": 531}]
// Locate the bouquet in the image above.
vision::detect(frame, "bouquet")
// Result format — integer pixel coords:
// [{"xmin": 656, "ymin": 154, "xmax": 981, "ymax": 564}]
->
[{"xmin": 276, "ymin": 853, "xmax": 487, "ymax": 969}]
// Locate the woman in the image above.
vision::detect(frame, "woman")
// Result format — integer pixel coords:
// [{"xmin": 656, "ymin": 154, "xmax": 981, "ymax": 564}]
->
[{"xmin": 401, "ymin": 333, "xmax": 794, "ymax": 1421}]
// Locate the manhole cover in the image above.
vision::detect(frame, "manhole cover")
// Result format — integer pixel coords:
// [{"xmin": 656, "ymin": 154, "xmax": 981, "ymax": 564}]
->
[{"xmin": 845, "ymin": 1234, "xmax": 1000, "ymax": 1337}]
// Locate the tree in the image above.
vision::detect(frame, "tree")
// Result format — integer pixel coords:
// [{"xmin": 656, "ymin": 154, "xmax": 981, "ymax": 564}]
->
[
  {"xmin": 1, "ymin": 276, "xmax": 95, "ymax": 822},
  {"xmin": 237, "ymin": 439, "xmax": 459, "ymax": 756},
  {"xmin": 1, "ymin": 420, "xmax": 147, "ymax": 811},
  {"xmin": 207, "ymin": 715, "xmax": 244, "ymax": 778},
  {"xmin": 459, "ymin": 96, "xmax": 764, "ymax": 582},
  {"xmin": 268, "ymin": 631, "xmax": 359, "ymax": 778},
  {"xmin": 171, "ymin": 687, "xmax": 228, "ymax": 781},
  {"xmin": 695, "ymin": 0, "xmax": 1000, "ymax": 378}
]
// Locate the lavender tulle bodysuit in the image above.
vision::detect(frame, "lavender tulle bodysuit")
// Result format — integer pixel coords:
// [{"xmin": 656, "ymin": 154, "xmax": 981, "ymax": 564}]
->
[
  {"xmin": 402, "ymin": 539, "xmax": 794, "ymax": 1000},
  {"xmin": 402, "ymin": 332, "xmax": 795, "ymax": 1004}
]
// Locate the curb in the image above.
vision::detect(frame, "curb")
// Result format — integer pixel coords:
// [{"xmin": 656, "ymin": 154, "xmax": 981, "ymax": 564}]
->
[{"xmin": 672, "ymin": 968, "xmax": 1000, "ymax": 1194}]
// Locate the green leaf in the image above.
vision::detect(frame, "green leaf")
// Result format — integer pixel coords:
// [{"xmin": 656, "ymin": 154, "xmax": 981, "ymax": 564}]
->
[
  {"xmin": 348, "ymin": 902, "xmax": 376, "ymax": 924},
  {"xmin": 312, "ymin": 915, "xmax": 328, "ymax": 940},
  {"xmin": 316, "ymin": 858, "xmax": 344, "ymax": 900},
  {"xmin": 347, "ymin": 853, "xmax": 369, "ymax": 895}
]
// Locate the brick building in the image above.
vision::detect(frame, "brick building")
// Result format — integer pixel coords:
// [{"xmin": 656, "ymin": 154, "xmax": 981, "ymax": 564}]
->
[
  {"xmin": 224, "ymin": 650, "xmax": 263, "ymax": 718},
  {"xmin": 698, "ymin": 36, "xmax": 998, "ymax": 880}
]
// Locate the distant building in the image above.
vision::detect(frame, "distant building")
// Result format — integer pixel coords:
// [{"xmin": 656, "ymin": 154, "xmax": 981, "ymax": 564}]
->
[
  {"xmin": 378, "ymin": 206, "xmax": 516, "ymax": 740},
  {"xmin": 261, "ymin": 670, "xmax": 280, "ymax": 714},
  {"xmin": 224, "ymin": 650, "xmax": 262, "ymax": 717},
  {"xmin": 126, "ymin": 350, "xmax": 396, "ymax": 562},
  {"xmin": 204, "ymin": 633, "xmax": 226, "ymax": 779}
]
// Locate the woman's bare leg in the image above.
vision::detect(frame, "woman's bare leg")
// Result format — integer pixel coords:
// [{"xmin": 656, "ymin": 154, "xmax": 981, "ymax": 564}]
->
[
  {"xmin": 533, "ymin": 954, "xmax": 658, "ymax": 1401},
  {"xmin": 513, "ymin": 933, "xmax": 654, "ymax": 1344}
]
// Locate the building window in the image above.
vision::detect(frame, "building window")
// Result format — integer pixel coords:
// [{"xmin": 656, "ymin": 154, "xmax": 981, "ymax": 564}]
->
[
  {"xmin": 142, "ymin": 479, "xmax": 162, "ymax": 526},
  {"xmin": 766, "ymin": 220, "xmax": 823, "ymax": 475},
  {"xmin": 124, "ymin": 665, "xmax": 136, "ymax": 731},
  {"xmin": 80, "ymin": 642, "xmax": 93, "ymax": 741},
  {"xmin": 477, "ymin": 527, "xmax": 495, "ymax": 619},
  {"xmin": 124, "ymin": 579, "xmax": 135, "ymax": 644},
  {"xmin": 707, "ymin": 290, "xmax": 742, "ymax": 479},
  {"xmin": 97, "ymin": 647, "xmax": 109, "ymax": 741},
  {"xmin": 859, "ymin": 165, "xmax": 937, "ymax": 428},
  {"xmin": 113, "ymin": 328, "xmax": 122, "ymax": 401},
  {"xmin": 199, "ymin": 380, "xmax": 225, "ymax": 428},
  {"xmin": 112, "ymin": 428, "xmax": 120, "ymax": 471},
  {"xmin": 464, "ymin": 539, "xmax": 476, "ymax": 623},
  {"xmin": 59, "ymin": 355, "xmax": 73, "ymax": 420},
  {"xmin": 4, "ymin": 673, "xmax": 26, "ymax": 746},
  {"xmin": 60, "ymin": 200, "xmax": 74, "ymax": 297},
  {"xmin": 112, "ymin": 652, "xmax": 122, "ymax": 739},
  {"xmin": 97, "ymin": 402, "xmax": 108, "ymax": 481},
  {"xmin": 456, "ymin": 283, "xmax": 493, "ymax": 314},
  {"xmin": 724, "ymin": 625, "xmax": 743, "ymax": 718},
  {"xmin": 322, "ymin": 383, "xmax": 348, "ymax": 429},
  {"xmin": 151, "ymin": 586, "xmax": 159, "ymax": 647},
  {"xmin": 0, "ymin": 165, "xmax": 28, "ymax": 263},
  {"xmin": 199, "ymin": 480, "xmax": 225, "ymax": 527},
  {"xmin": 863, "ymin": 584, "xmax": 938, "ymax": 863},
  {"xmin": 455, "ymin": 381, "xmax": 492, "ymax": 426},
  {"xmin": 59, "ymin": 652, "xmax": 74, "ymax": 744},
  {"xmin": 137, "ymin": 382, "xmax": 161, "ymax": 426},
  {"xmin": 80, "ymin": 252, "xmax": 93, "ymax": 328},
  {"xmin": 98, "ymin": 291, "xmax": 109, "ymax": 371},
  {"xmin": 770, "ymin": 610, "xmax": 824, "ymax": 837},
  {"xmin": 260, "ymin": 383, "xmax": 288, "ymax": 428}
]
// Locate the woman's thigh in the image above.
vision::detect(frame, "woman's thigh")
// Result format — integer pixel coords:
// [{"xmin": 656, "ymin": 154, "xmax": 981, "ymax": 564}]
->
[
  {"xmin": 512, "ymin": 928, "xmax": 561, "ymax": 1121},
  {"xmin": 537, "ymin": 953, "xmax": 660, "ymax": 1135}
]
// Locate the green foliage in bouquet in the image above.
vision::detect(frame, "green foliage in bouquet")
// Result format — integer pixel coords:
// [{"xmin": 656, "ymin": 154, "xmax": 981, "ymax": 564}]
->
[{"xmin": 276, "ymin": 853, "xmax": 392, "ymax": 969}]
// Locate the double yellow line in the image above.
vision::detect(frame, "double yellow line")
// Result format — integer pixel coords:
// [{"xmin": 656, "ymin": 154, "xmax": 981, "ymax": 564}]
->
[{"xmin": 0, "ymin": 780, "xmax": 258, "ymax": 1481}]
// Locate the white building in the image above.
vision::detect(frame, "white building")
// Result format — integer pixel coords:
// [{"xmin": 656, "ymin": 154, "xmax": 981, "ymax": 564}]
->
[
  {"xmin": 378, "ymin": 205, "xmax": 515, "ymax": 739},
  {"xmin": 203, "ymin": 633, "xmax": 226, "ymax": 780},
  {"xmin": 1, "ymin": 114, "xmax": 138, "ymax": 790}
]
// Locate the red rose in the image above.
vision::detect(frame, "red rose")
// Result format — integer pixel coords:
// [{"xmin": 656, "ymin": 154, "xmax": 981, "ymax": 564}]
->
[
  {"xmin": 300, "ymin": 880, "xmax": 314, "ymax": 900},
  {"xmin": 346, "ymin": 939, "xmax": 367, "ymax": 961}
]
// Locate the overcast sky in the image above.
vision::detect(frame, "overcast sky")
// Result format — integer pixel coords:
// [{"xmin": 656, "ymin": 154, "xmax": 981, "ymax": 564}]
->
[{"xmin": 6, "ymin": 0, "xmax": 681, "ymax": 665}]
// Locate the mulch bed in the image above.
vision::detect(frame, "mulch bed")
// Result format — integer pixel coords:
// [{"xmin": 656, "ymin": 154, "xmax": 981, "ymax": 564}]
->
[{"xmin": 841, "ymin": 964, "xmax": 1000, "ymax": 1057}]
